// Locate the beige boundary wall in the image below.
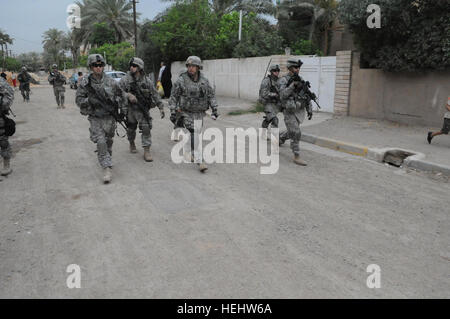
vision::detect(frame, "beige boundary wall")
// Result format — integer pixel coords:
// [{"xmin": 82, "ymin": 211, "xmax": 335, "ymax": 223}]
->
[
  {"xmin": 347, "ymin": 52, "xmax": 450, "ymax": 127},
  {"xmin": 171, "ymin": 54, "xmax": 337, "ymax": 112},
  {"xmin": 171, "ymin": 55, "xmax": 287, "ymax": 101}
]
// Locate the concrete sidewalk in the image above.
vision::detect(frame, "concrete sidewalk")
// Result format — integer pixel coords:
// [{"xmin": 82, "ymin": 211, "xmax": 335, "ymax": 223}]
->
[
  {"xmin": 218, "ymin": 96, "xmax": 450, "ymax": 176},
  {"xmin": 302, "ymin": 115, "xmax": 450, "ymax": 173}
]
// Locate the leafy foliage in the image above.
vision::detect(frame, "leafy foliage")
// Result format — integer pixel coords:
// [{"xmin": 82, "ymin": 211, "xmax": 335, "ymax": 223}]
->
[
  {"xmin": 339, "ymin": 0, "xmax": 450, "ymax": 71},
  {"xmin": 89, "ymin": 23, "xmax": 116, "ymax": 47},
  {"xmin": 42, "ymin": 28, "xmax": 67, "ymax": 69},
  {"xmin": 277, "ymin": 0, "xmax": 338, "ymax": 54},
  {"xmin": 291, "ymin": 39, "xmax": 322, "ymax": 55},
  {"xmin": 89, "ymin": 42, "xmax": 135, "ymax": 71},
  {"xmin": 140, "ymin": 0, "xmax": 283, "ymax": 68}
]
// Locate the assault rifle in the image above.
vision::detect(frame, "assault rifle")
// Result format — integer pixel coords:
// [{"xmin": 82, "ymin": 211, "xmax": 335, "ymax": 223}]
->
[
  {"xmin": 86, "ymin": 76, "xmax": 128, "ymax": 132},
  {"xmin": 286, "ymin": 75, "xmax": 322, "ymax": 110},
  {"xmin": 129, "ymin": 79, "xmax": 152, "ymax": 126}
]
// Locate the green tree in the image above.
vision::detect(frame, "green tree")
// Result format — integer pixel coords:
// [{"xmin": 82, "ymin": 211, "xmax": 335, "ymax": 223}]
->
[
  {"xmin": 89, "ymin": 22, "xmax": 116, "ymax": 47},
  {"xmin": 162, "ymin": 0, "xmax": 275, "ymax": 16},
  {"xmin": 215, "ymin": 12, "xmax": 283, "ymax": 58},
  {"xmin": 277, "ymin": 0, "xmax": 337, "ymax": 54},
  {"xmin": 145, "ymin": 0, "xmax": 218, "ymax": 62},
  {"xmin": 90, "ymin": 42, "xmax": 135, "ymax": 71},
  {"xmin": 339, "ymin": 0, "xmax": 450, "ymax": 71},
  {"xmin": 16, "ymin": 52, "xmax": 43, "ymax": 71},
  {"xmin": 66, "ymin": 29, "xmax": 83, "ymax": 67},
  {"xmin": 5, "ymin": 57, "xmax": 21, "ymax": 72},
  {"xmin": 0, "ymin": 29, "xmax": 14, "ymax": 69},
  {"xmin": 76, "ymin": 0, "xmax": 136, "ymax": 45},
  {"xmin": 291, "ymin": 39, "xmax": 322, "ymax": 55},
  {"xmin": 42, "ymin": 28, "xmax": 66, "ymax": 69}
]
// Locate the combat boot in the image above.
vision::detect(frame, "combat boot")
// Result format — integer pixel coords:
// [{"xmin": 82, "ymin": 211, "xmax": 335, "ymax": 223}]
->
[
  {"xmin": 293, "ymin": 155, "xmax": 307, "ymax": 166},
  {"xmin": 129, "ymin": 141, "xmax": 137, "ymax": 153},
  {"xmin": 143, "ymin": 146, "xmax": 153, "ymax": 162},
  {"xmin": 198, "ymin": 163, "xmax": 208, "ymax": 173},
  {"xmin": 103, "ymin": 167, "xmax": 112, "ymax": 184},
  {"xmin": 1, "ymin": 159, "xmax": 13, "ymax": 176}
]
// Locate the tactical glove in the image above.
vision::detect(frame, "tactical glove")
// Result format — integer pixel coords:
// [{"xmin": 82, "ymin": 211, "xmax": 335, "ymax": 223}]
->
[{"xmin": 307, "ymin": 110, "xmax": 313, "ymax": 120}]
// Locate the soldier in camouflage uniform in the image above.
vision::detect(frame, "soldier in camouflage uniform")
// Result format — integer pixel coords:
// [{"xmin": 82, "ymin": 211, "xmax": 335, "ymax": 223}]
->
[
  {"xmin": 259, "ymin": 64, "xmax": 281, "ymax": 140},
  {"xmin": 0, "ymin": 77, "xmax": 15, "ymax": 179},
  {"xmin": 48, "ymin": 64, "xmax": 67, "ymax": 109},
  {"xmin": 279, "ymin": 58, "xmax": 313, "ymax": 166},
  {"xmin": 76, "ymin": 54, "xmax": 126, "ymax": 183},
  {"xmin": 169, "ymin": 56, "xmax": 219, "ymax": 172},
  {"xmin": 17, "ymin": 66, "xmax": 31, "ymax": 102},
  {"xmin": 119, "ymin": 57, "xmax": 165, "ymax": 162}
]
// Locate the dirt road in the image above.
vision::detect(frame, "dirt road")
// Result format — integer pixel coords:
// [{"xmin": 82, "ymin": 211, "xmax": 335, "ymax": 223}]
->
[{"xmin": 0, "ymin": 87, "xmax": 448, "ymax": 298}]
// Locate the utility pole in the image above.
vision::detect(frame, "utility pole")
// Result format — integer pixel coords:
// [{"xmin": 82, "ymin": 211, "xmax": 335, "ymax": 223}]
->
[
  {"xmin": 132, "ymin": 0, "xmax": 138, "ymax": 52},
  {"xmin": 238, "ymin": 10, "xmax": 242, "ymax": 42}
]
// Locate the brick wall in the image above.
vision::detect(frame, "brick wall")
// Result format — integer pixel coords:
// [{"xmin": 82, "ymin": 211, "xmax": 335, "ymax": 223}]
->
[{"xmin": 334, "ymin": 51, "xmax": 352, "ymax": 115}]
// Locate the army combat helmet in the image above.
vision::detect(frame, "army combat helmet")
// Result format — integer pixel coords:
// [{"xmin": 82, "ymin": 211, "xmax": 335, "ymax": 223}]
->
[
  {"xmin": 286, "ymin": 58, "xmax": 303, "ymax": 69},
  {"xmin": 87, "ymin": 54, "xmax": 105, "ymax": 67},
  {"xmin": 269, "ymin": 64, "xmax": 280, "ymax": 72},
  {"xmin": 185, "ymin": 56, "xmax": 202, "ymax": 69},
  {"xmin": 129, "ymin": 57, "xmax": 145, "ymax": 71},
  {"xmin": 52, "ymin": 64, "xmax": 58, "ymax": 69}
]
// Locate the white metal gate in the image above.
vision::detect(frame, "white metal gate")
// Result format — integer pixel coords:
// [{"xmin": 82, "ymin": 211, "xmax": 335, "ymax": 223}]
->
[{"xmin": 294, "ymin": 55, "xmax": 336, "ymax": 113}]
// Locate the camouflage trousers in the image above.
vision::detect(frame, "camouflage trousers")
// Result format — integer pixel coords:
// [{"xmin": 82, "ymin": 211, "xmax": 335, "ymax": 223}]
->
[
  {"xmin": 88, "ymin": 115, "xmax": 116, "ymax": 168},
  {"xmin": 261, "ymin": 103, "xmax": 281, "ymax": 128},
  {"xmin": 20, "ymin": 83, "xmax": 30, "ymax": 101},
  {"xmin": 127, "ymin": 108, "xmax": 152, "ymax": 148},
  {"xmin": 0, "ymin": 117, "xmax": 11, "ymax": 160},
  {"xmin": 53, "ymin": 86, "xmax": 65, "ymax": 106},
  {"xmin": 175, "ymin": 111, "xmax": 204, "ymax": 162},
  {"xmin": 281, "ymin": 110, "xmax": 302, "ymax": 155}
]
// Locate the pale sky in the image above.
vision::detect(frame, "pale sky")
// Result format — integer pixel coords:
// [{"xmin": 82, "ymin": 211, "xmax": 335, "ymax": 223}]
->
[{"xmin": 0, "ymin": 0, "xmax": 171, "ymax": 54}]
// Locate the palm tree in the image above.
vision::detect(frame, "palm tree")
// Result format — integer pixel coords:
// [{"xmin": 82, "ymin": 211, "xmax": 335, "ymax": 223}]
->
[
  {"xmin": 65, "ymin": 30, "xmax": 83, "ymax": 67},
  {"xmin": 76, "ymin": 0, "xmax": 135, "ymax": 45},
  {"xmin": 0, "ymin": 29, "xmax": 14, "ymax": 68},
  {"xmin": 42, "ymin": 28, "xmax": 66, "ymax": 67}
]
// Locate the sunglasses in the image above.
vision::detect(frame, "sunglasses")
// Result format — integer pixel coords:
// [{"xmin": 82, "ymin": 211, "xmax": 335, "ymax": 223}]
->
[
  {"xmin": 130, "ymin": 64, "xmax": 139, "ymax": 68},
  {"xmin": 92, "ymin": 63, "xmax": 104, "ymax": 68}
]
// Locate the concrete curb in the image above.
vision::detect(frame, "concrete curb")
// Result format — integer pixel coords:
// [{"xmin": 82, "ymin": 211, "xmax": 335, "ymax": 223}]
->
[
  {"xmin": 301, "ymin": 133, "xmax": 450, "ymax": 176},
  {"xmin": 301, "ymin": 133, "xmax": 369, "ymax": 157}
]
